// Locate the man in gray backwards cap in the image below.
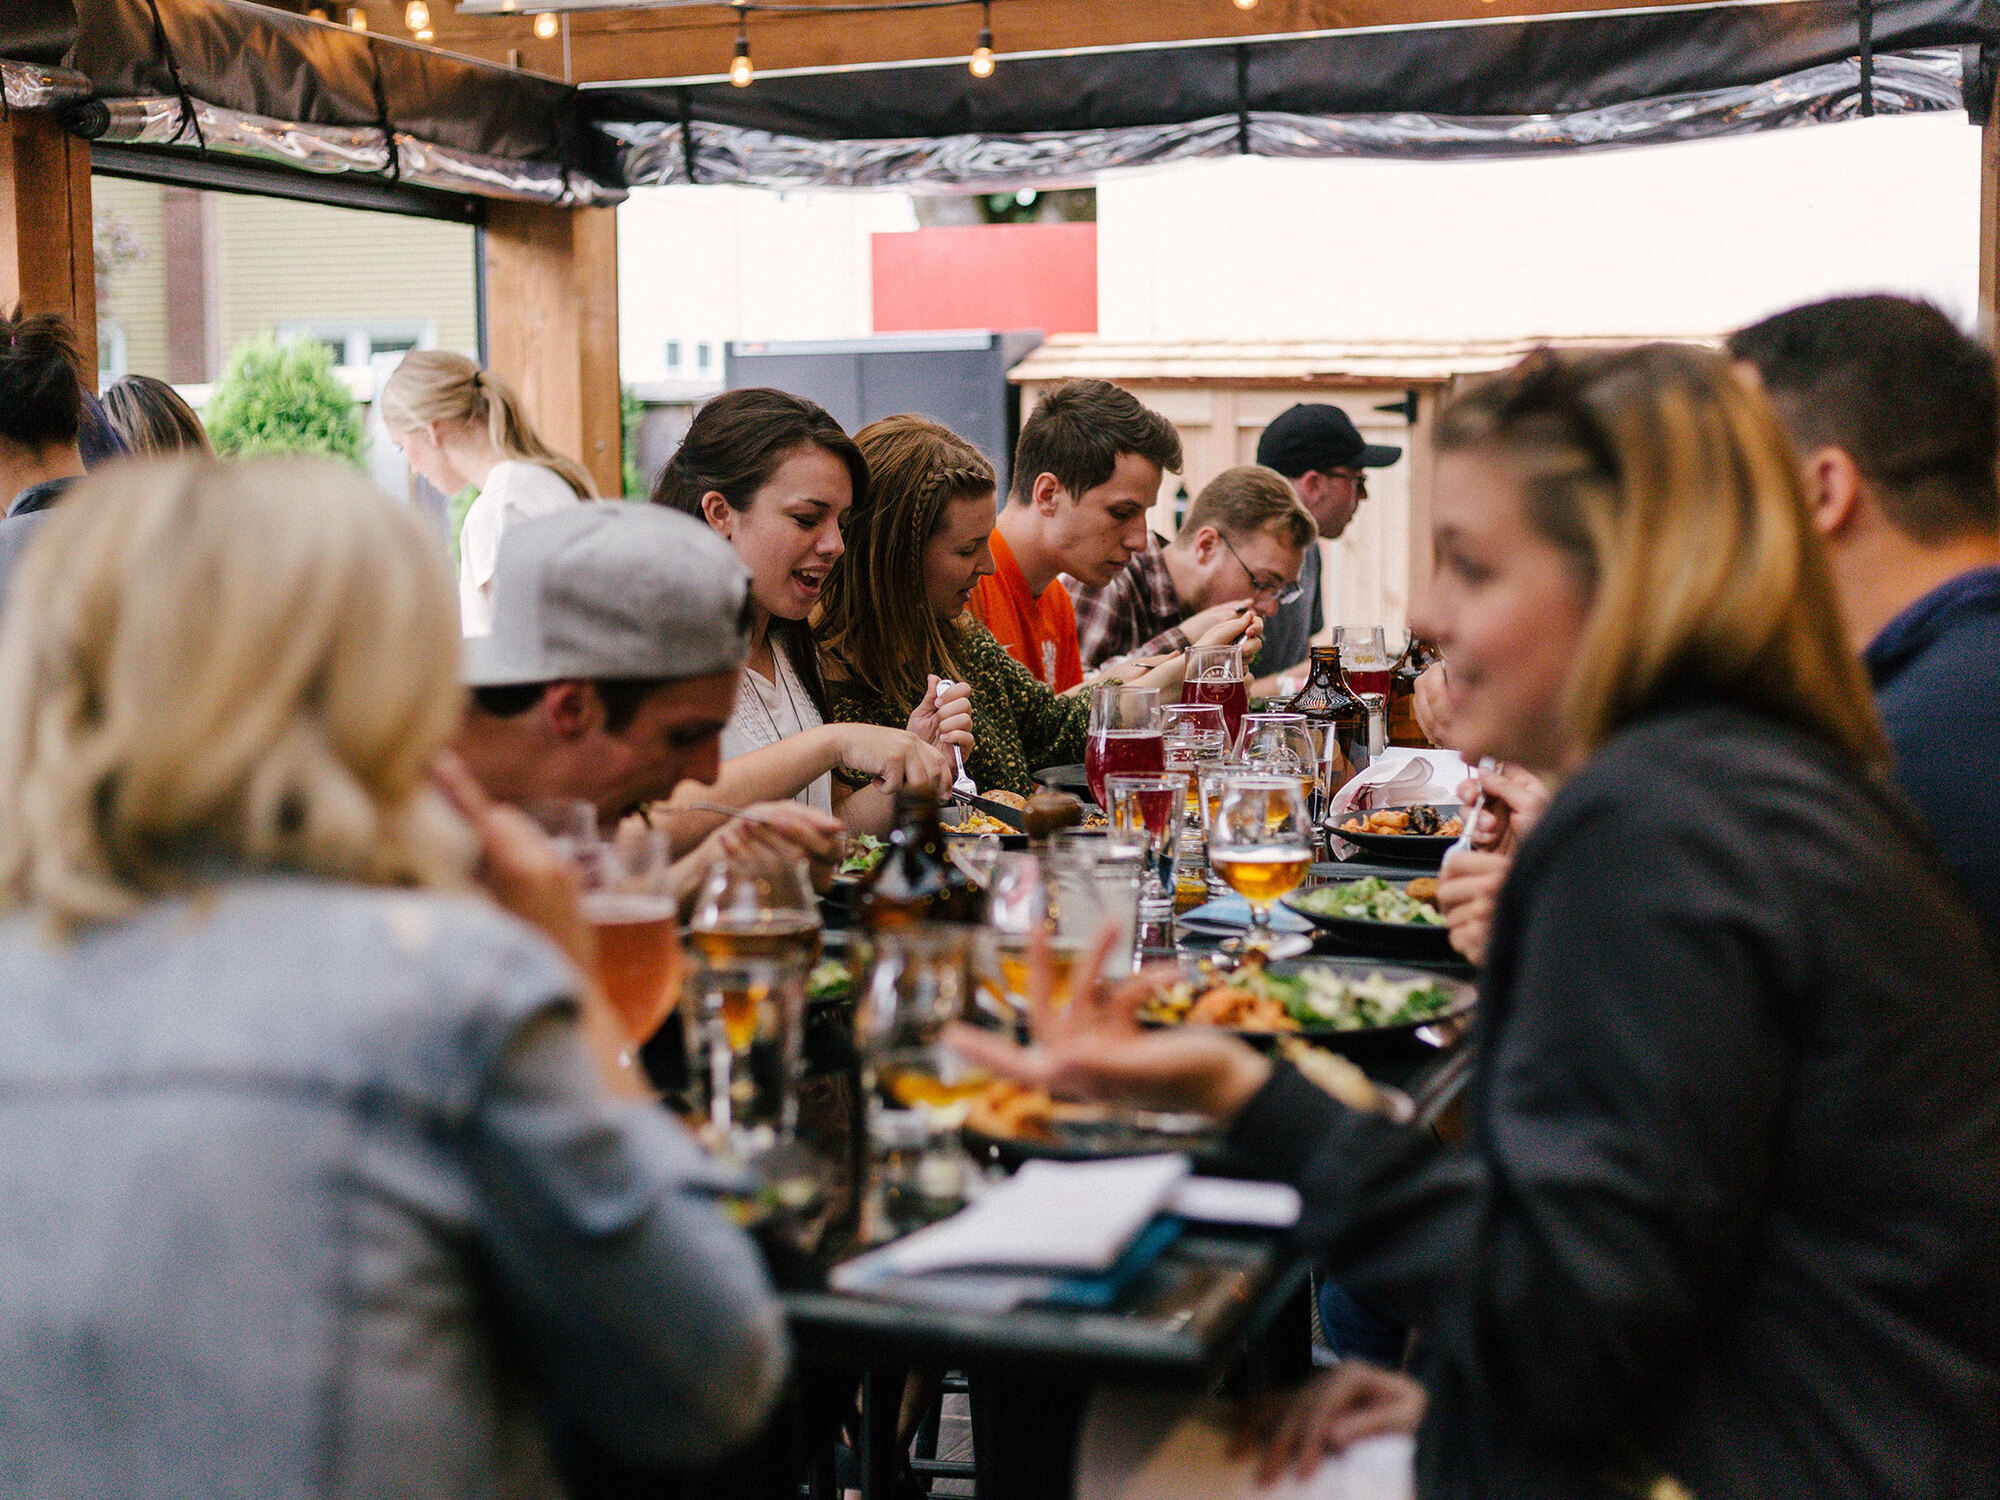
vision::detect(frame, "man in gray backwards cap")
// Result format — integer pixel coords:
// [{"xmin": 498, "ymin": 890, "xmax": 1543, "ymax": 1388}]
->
[{"xmin": 455, "ymin": 505, "xmax": 841, "ymax": 869}]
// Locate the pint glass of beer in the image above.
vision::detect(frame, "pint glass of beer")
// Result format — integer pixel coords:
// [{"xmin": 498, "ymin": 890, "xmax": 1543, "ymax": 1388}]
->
[{"xmin": 579, "ymin": 822, "xmax": 684, "ymax": 1052}]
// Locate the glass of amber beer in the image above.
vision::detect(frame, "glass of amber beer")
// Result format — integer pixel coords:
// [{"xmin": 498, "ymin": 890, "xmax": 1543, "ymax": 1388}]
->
[
  {"xmin": 579, "ymin": 821, "xmax": 684, "ymax": 1053},
  {"xmin": 684, "ymin": 853, "xmax": 821, "ymax": 1152},
  {"xmin": 1206, "ymin": 773, "xmax": 1313, "ymax": 953}
]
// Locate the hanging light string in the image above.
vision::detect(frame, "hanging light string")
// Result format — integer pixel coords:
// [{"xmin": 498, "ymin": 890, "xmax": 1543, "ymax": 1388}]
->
[{"xmin": 710, "ymin": 0, "xmax": 1010, "ymax": 85}]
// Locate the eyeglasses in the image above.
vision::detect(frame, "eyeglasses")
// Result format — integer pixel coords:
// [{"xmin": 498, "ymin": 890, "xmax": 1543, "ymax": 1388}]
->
[
  {"xmin": 1328, "ymin": 468, "xmax": 1369, "ymax": 497},
  {"xmin": 1219, "ymin": 532, "xmax": 1304, "ymax": 607}
]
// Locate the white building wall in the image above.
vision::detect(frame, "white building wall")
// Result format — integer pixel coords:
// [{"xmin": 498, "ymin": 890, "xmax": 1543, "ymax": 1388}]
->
[
  {"xmin": 616, "ymin": 185, "xmax": 919, "ymax": 384},
  {"xmin": 1096, "ymin": 113, "xmax": 1981, "ymax": 343}
]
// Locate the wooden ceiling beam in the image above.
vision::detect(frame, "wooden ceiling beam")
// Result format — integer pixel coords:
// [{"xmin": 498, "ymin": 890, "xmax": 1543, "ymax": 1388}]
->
[{"xmin": 372, "ymin": 0, "xmax": 1730, "ymax": 87}]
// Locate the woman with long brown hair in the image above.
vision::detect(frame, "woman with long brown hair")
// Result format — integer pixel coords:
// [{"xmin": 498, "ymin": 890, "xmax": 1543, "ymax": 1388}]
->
[
  {"xmin": 380, "ymin": 350, "xmax": 595, "ymax": 635},
  {"xmin": 955, "ymin": 345, "xmax": 2000, "ymax": 1496},
  {"xmin": 653, "ymin": 389, "xmax": 967, "ymax": 839}
]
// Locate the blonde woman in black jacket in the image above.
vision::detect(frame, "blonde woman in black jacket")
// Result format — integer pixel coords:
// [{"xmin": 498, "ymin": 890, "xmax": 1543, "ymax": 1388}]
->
[{"xmin": 954, "ymin": 344, "xmax": 2000, "ymax": 1499}]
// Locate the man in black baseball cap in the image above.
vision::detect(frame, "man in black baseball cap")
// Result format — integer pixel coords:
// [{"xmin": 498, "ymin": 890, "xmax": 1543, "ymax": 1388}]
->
[{"xmin": 1253, "ymin": 403, "xmax": 1403, "ymax": 677}]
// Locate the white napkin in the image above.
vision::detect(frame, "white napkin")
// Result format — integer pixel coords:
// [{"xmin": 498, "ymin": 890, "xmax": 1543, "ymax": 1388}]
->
[
  {"xmin": 832, "ymin": 1154, "xmax": 1190, "ymax": 1288},
  {"xmin": 1077, "ymin": 1386, "xmax": 1415, "ymax": 1500},
  {"xmin": 1325, "ymin": 748, "xmax": 1474, "ymax": 823}
]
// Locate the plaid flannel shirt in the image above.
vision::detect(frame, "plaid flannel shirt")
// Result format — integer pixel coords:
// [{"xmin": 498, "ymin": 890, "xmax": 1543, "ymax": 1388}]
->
[{"xmin": 1064, "ymin": 532, "xmax": 1195, "ymax": 670}]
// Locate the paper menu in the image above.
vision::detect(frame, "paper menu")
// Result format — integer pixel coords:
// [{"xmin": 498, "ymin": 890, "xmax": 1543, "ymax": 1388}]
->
[
  {"xmin": 831, "ymin": 1154, "xmax": 1192, "ymax": 1289},
  {"xmin": 1076, "ymin": 1385, "xmax": 1415, "ymax": 1500}
]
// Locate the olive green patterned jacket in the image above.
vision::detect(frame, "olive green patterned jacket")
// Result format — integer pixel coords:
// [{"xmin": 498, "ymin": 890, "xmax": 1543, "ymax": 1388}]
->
[{"xmin": 826, "ymin": 620, "xmax": 1088, "ymax": 798}]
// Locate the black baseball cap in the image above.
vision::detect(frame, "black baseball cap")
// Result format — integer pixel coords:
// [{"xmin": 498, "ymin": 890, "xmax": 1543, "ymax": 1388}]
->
[{"xmin": 1256, "ymin": 404, "xmax": 1402, "ymax": 479}]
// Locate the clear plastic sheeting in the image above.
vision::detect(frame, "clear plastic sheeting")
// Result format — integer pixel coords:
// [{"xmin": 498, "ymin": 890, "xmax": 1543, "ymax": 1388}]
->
[
  {"xmin": 607, "ymin": 49, "xmax": 1965, "ymax": 193},
  {"xmin": 0, "ymin": 58, "xmax": 91, "ymax": 111},
  {"xmin": 80, "ymin": 96, "xmax": 626, "ymax": 207}
]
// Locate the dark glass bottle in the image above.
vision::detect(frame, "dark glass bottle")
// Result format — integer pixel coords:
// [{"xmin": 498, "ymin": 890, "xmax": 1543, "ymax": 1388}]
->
[
  {"xmin": 1387, "ymin": 635, "xmax": 1441, "ymax": 748},
  {"xmin": 1284, "ymin": 645, "xmax": 1364, "ymax": 807},
  {"xmin": 857, "ymin": 786, "xmax": 986, "ymax": 930}
]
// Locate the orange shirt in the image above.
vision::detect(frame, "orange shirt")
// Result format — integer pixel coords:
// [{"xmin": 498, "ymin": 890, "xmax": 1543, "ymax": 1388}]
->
[{"xmin": 970, "ymin": 527, "xmax": 1085, "ymax": 694}]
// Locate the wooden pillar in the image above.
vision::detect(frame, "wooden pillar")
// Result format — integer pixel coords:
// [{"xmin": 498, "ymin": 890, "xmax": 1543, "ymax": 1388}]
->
[
  {"xmin": 0, "ymin": 110, "xmax": 97, "ymax": 389},
  {"xmin": 1981, "ymin": 107, "xmax": 2000, "ymax": 346},
  {"xmin": 483, "ymin": 202, "xmax": 623, "ymax": 497}
]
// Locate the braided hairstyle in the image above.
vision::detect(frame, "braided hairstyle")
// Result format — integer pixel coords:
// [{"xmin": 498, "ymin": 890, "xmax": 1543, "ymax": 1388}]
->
[
  {"xmin": 819, "ymin": 414, "xmax": 996, "ymax": 716},
  {"xmin": 0, "ymin": 309, "xmax": 85, "ymax": 454}
]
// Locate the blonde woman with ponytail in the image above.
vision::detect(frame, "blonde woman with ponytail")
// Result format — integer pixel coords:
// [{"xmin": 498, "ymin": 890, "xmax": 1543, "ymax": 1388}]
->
[{"xmin": 380, "ymin": 350, "xmax": 596, "ymax": 635}]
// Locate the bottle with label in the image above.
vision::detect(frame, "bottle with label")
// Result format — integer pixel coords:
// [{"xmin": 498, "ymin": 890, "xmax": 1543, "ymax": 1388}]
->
[
  {"xmin": 1283, "ymin": 645, "xmax": 1364, "ymax": 805},
  {"xmin": 857, "ymin": 785, "xmax": 987, "ymax": 930},
  {"xmin": 1387, "ymin": 635, "xmax": 1441, "ymax": 747}
]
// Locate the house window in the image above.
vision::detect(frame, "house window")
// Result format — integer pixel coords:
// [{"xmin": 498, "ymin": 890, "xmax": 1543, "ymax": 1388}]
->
[
  {"xmin": 277, "ymin": 321, "xmax": 435, "ymax": 367},
  {"xmin": 665, "ymin": 339, "xmax": 682, "ymax": 370},
  {"xmin": 696, "ymin": 342, "xmax": 713, "ymax": 372}
]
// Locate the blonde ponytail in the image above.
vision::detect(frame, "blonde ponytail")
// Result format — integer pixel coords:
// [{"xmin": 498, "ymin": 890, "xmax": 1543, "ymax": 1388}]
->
[{"xmin": 380, "ymin": 351, "xmax": 599, "ymax": 499}]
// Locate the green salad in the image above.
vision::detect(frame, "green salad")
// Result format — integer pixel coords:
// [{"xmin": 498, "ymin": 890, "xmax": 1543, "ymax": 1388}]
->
[
  {"xmin": 1291, "ymin": 877, "xmax": 1445, "ymax": 927},
  {"xmin": 808, "ymin": 959, "xmax": 852, "ymax": 1004},
  {"xmin": 1141, "ymin": 956, "xmax": 1462, "ymax": 1032},
  {"xmin": 836, "ymin": 834, "xmax": 886, "ymax": 879}
]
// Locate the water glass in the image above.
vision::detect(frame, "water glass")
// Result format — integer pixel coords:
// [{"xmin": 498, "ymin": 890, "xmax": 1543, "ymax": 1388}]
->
[
  {"xmin": 1045, "ymin": 841, "xmax": 1141, "ymax": 979},
  {"xmin": 1105, "ymin": 773, "xmax": 1188, "ymax": 929},
  {"xmin": 683, "ymin": 853, "xmax": 821, "ymax": 1154}
]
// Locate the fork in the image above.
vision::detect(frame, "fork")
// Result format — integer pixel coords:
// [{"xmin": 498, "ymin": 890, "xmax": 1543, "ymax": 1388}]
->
[{"xmin": 936, "ymin": 678, "xmax": 977, "ymax": 799}]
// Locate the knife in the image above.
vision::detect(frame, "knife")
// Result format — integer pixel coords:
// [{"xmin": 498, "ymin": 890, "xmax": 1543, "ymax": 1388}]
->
[{"xmin": 949, "ymin": 789, "xmax": 1027, "ymax": 832}]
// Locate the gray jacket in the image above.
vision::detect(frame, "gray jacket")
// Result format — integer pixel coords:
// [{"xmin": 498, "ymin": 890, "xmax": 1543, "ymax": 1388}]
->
[{"xmin": 0, "ymin": 874, "xmax": 787, "ymax": 1497}]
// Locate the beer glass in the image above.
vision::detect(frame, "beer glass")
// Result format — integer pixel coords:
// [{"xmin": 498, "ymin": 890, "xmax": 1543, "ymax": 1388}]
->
[
  {"xmin": 1182, "ymin": 640, "xmax": 1249, "ymax": 745},
  {"xmin": 1237, "ymin": 712, "xmax": 1323, "ymax": 819},
  {"xmin": 1207, "ymin": 773, "xmax": 1313, "ymax": 950},
  {"xmin": 579, "ymin": 822, "xmax": 683, "ymax": 1053},
  {"xmin": 684, "ymin": 853, "xmax": 820, "ymax": 1152},
  {"xmin": 1162, "ymin": 702, "xmax": 1229, "ymax": 820}
]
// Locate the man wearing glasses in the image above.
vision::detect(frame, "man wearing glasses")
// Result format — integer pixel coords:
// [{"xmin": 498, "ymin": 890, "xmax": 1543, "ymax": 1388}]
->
[
  {"xmin": 1253, "ymin": 403, "xmax": 1404, "ymax": 679},
  {"xmin": 1066, "ymin": 463, "xmax": 1313, "ymax": 668}
]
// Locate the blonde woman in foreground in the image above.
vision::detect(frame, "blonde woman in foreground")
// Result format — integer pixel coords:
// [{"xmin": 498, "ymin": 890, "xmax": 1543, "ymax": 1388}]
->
[
  {"xmin": 0, "ymin": 456, "xmax": 785, "ymax": 1492},
  {"xmin": 956, "ymin": 346, "xmax": 2000, "ymax": 1498},
  {"xmin": 381, "ymin": 349, "xmax": 596, "ymax": 635}
]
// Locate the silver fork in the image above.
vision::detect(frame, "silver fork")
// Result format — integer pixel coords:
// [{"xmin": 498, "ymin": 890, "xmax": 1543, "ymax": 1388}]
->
[{"xmin": 936, "ymin": 678, "xmax": 977, "ymax": 799}]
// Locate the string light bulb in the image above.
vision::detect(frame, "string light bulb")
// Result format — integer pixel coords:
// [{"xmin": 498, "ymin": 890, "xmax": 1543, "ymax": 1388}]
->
[
  {"xmin": 347, "ymin": 6, "xmax": 368, "ymax": 29},
  {"xmin": 730, "ymin": 27, "xmax": 753, "ymax": 87},
  {"xmin": 1234, "ymin": 0, "xmax": 1259, "ymax": 9},
  {"xmin": 969, "ymin": 1, "xmax": 994, "ymax": 77},
  {"xmin": 533, "ymin": 10, "xmax": 558, "ymax": 39},
  {"xmin": 404, "ymin": 0, "xmax": 429, "ymax": 30},
  {"xmin": 415, "ymin": 26, "xmax": 434, "ymax": 40}
]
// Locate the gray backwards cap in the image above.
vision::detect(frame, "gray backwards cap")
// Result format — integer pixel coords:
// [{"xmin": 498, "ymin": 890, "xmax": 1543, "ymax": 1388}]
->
[{"xmin": 463, "ymin": 504, "xmax": 754, "ymax": 687}]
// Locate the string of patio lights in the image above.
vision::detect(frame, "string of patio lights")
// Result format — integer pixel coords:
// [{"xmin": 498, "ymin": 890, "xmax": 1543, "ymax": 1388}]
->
[{"xmin": 354, "ymin": 0, "xmax": 1265, "ymax": 80}]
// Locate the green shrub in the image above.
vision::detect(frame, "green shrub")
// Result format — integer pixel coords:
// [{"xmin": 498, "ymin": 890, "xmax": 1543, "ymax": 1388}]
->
[{"xmin": 205, "ymin": 335, "xmax": 365, "ymax": 464}]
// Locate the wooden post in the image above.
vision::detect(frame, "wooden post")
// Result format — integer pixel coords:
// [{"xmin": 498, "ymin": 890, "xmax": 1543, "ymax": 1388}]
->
[
  {"xmin": 0, "ymin": 110, "xmax": 97, "ymax": 388},
  {"xmin": 1981, "ymin": 107, "xmax": 2000, "ymax": 346},
  {"xmin": 483, "ymin": 202, "xmax": 623, "ymax": 497}
]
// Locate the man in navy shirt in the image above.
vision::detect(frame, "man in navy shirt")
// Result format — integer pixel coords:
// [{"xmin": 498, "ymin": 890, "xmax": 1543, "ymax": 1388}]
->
[{"xmin": 1732, "ymin": 296, "xmax": 2000, "ymax": 955}]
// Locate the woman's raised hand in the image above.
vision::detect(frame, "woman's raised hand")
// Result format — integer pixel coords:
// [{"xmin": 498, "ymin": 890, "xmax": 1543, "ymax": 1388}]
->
[
  {"xmin": 944, "ymin": 925, "xmax": 1272, "ymax": 1122},
  {"xmin": 906, "ymin": 675, "xmax": 976, "ymax": 757}
]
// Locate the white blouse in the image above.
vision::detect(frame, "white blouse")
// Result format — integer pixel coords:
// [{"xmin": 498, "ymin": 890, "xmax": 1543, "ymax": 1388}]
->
[
  {"xmin": 458, "ymin": 461, "xmax": 584, "ymax": 637},
  {"xmin": 721, "ymin": 638, "xmax": 834, "ymax": 814}
]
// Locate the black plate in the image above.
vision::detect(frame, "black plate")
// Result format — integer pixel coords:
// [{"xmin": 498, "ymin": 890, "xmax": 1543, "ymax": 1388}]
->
[
  {"xmin": 1328, "ymin": 804, "xmax": 1462, "ymax": 867},
  {"xmin": 961, "ymin": 1111, "xmax": 1233, "ymax": 1172},
  {"xmin": 1033, "ymin": 763, "xmax": 1097, "ymax": 807},
  {"xmin": 1145, "ymin": 956, "xmax": 1475, "ymax": 1065},
  {"xmin": 1283, "ymin": 886, "xmax": 1458, "ymax": 961}
]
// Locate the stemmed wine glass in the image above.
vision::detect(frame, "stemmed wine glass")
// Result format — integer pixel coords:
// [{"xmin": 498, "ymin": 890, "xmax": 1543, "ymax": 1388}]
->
[
  {"xmin": 1236, "ymin": 711, "xmax": 1322, "ymax": 819},
  {"xmin": 684, "ymin": 852, "xmax": 821, "ymax": 1152},
  {"xmin": 1207, "ymin": 773, "xmax": 1314, "ymax": 952}
]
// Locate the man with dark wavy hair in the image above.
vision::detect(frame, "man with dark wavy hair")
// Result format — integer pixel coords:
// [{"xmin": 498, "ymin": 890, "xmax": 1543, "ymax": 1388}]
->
[{"xmin": 1732, "ymin": 295, "xmax": 2000, "ymax": 950}]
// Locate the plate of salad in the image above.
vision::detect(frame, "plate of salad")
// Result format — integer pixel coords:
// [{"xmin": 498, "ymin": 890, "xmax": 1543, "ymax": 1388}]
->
[
  {"xmin": 1139, "ymin": 952, "xmax": 1471, "ymax": 1061},
  {"xmin": 1285, "ymin": 877, "xmax": 1459, "ymax": 960}
]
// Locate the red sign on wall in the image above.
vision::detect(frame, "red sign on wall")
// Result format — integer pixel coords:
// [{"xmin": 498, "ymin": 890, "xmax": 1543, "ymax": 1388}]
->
[{"xmin": 873, "ymin": 223, "xmax": 1098, "ymax": 334}]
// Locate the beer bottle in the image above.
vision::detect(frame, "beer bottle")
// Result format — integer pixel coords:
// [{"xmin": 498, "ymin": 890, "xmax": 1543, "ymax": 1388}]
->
[
  {"xmin": 857, "ymin": 785, "xmax": 986, "ymax": 930},
  {"xmin": 1387, "ymin": 635, "xmax": 1441, "ymax": 747},
  {"xmin": 1284, "ymin": 645, "xmax": 1364, "ymax": 801}
]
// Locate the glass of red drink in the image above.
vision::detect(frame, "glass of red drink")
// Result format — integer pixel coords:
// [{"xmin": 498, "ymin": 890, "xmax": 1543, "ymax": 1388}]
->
[
  {"xmin": 1182, "ymin": 642, "xmax": 1249, "ymax": 745},
  {"xmin": 1085, "ymin": 683, "xmax": 1164, "ymax": 807},
  {"xmin": 1336, "ymin": 625, "xmax": 1394, "ymax": 698}
]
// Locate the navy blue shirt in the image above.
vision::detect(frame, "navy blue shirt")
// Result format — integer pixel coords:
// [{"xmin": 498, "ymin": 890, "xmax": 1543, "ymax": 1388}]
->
[{"xmin": 1864, "ymin": 564, "xmax": 2000, "ymax": 954}]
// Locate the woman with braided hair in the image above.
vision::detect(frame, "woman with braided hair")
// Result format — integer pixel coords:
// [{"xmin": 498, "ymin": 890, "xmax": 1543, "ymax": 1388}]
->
[
  {"xmin": 821, "ymin": 414, "xmax": 1225, "ymax": 797},
  {"xmin": 380, "ymin": 350, "xmax": 595, "ymax": 635}
]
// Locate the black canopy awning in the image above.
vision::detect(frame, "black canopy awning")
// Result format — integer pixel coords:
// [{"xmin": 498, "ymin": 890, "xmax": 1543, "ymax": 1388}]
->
[{"xmin": 4, "ymin": 0, "xmax": 1998, "ymax": 207}]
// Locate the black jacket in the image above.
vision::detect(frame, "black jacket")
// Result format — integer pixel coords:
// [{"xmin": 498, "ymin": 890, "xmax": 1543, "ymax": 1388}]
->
[{"xmin": 1229, "ymin": 703, "xmax": 2000, "ymax": 1498}]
